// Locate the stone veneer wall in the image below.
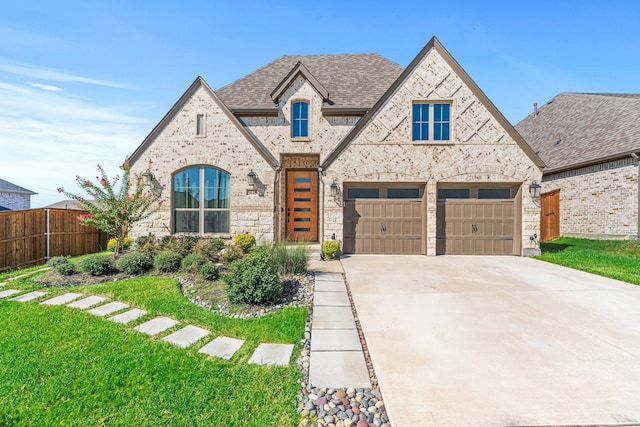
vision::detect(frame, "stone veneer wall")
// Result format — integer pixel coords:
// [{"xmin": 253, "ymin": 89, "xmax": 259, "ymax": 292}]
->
[
  {"xmin": 0, "ymin": 192, "xmax": 31, "ymax": 210},
  {"xmin": 323, "ymin": 47, "xmax": 542, "ymax": 255},
  {"xmin": 129, "ymin": 85, "xmax": 276, "ymax": 243},
  {"xmin": 543, "ymin": 158, "xmax": 639, "ymax": 239}
]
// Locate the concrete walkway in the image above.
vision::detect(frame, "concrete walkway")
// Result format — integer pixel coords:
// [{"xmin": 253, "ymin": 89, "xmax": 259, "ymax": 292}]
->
[
  {"xmin": 308, "ymin": 249, "xmax": 371, "ymax": 389},
  {"xmin": 342, "ymin": 255, "xmax": 640, "ymax": 427},
  {"xmin": 1, "ymin": 288, "xmax": 293, "ymax": 367}
]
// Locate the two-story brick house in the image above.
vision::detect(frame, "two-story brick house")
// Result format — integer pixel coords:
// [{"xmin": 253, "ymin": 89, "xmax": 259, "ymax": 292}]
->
[{"xmin": 128, "ymin": 37, "xmax": 544, "ymax": 255}]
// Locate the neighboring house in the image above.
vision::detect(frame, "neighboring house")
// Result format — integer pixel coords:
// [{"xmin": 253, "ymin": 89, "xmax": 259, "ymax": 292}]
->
[
  {"xmin": 128, "ymin": 37, "xmax": 543, "ymax": 256},
  {"xmin": 516, "ymin": 93, "xmax": 640, "ymax": 240},
  {"xmin": 44, "ymin": 200, "xmax": 84, "ymax": 210},
  {"xmin": 0, "ymin": 178, "xmax": 36, "ymax": 210}
]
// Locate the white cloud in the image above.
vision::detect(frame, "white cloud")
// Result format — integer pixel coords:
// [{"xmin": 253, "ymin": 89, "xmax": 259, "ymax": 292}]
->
[{"xmin": 27, "ymin": 82, "xmax": 63, "ymax": 92}]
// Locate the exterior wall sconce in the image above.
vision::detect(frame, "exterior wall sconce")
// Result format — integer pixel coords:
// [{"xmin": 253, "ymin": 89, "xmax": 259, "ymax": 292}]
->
[
  {"xmin": 247, "ymin": 170, "xmax": 258, "ymax": 193},
  {"xmin": 529, "ymin": 181, "xmax": 541, "ymax": 200},
  {"xmin": 330, "ymin": 180, "xmax": 343, "ymax": 206},
  {"xmin": 330, "ymin": 180, "xmax": 338, "ymax": 197},
  {"xmin": 142, "ymin": 171, "xmax": 154, "ymax": 187}
]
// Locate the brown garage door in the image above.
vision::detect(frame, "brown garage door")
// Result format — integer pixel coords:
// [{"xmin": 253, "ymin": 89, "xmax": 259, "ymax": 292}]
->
[
  {"xmin": 344, "ymin": 199, "xmax": 422, "ymax": 254},
  {"xmin": 436, "ymin": 199, "xmax": 515, "ymax": 255}
]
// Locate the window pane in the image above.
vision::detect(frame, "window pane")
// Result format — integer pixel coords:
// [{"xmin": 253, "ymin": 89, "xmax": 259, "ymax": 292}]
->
[
  {"xmin": 434, "ymin": 123, "xmax": 441, "ymax": 140},
  {"xmin": 441, "ymin": 124, "xmax": 450, "ymax": 140},
  {"xmin": 347, "ymin": 188, "xmax": 379, "ymax": 199},
  {"xmin": 412, "ymin": 122, "xmax": 421, "ymax": 141},
  {"xmin": 434, "ymin": 103, "xmax": 450, "ymax": 141},
  {"xmin": 412, "ymin": 103, "xmax": 428, "ymax": 141},
  {"xmin": 434, "ymin": 104, "xmax": 441, "ymax": 121},
  {"xmin": 421, "ymin": 123, "xmax": 429, "ymax": 140},
  {"xmin": 204, "ymin": 168, "xmax": 230, "ymax": 209},
  {"xmin": 438, "ymin": 188, "xmax": 470, "ymax": 199},
  {"xmin": 478, "ymin": 188, "xmax": 512, "ymax": 199},
  {"xmin": 175, "ymin": 210, "xmax": 199, "ymax": 233},
  {"xmin": 204, "ymin": 210, "xmax": 230, "ymax": 233},
  {"xmin": 292, "ymin": 101, "xmax": 309, "ymax": 138},
  {"xmin": 174, "ymin": 168, "xmax": 200, "ymax": 208},
  {"xmin": 388, "ymin": 188, "xmax": 420, "ymax": 198},
  {"xmin": 442, "ymin": 104, "xmax": 450, "ymax": 121}
]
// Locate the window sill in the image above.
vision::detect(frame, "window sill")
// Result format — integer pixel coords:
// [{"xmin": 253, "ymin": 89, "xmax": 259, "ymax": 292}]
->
[
  {"xmin": 412, "ymin": 141, "xmax": 454, "ymax": 146},
  {"xmin": 173, "ymin": 232, "xmax": 232, "ymax": 239},
  {"xmin": 291, "ymin": 137, "xmax": 311, "ymax": 142}
]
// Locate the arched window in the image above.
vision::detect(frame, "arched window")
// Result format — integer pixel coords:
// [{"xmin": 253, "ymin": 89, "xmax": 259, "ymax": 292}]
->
[
  {"xmin": 291, "ymin": 100, "xmax": 309, "ymax": 138},
  {"xmin": 173, "ymin": 166, "xmax": 230, "ymax": 234}
]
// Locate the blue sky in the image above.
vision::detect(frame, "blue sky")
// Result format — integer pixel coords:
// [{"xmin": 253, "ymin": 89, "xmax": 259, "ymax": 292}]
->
[{"xmin": 1, "ymin": 0, "xmax": 639, "ymax": 207}]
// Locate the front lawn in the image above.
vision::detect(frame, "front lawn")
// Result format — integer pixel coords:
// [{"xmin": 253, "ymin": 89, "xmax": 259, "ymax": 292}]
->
[
  {"xmin": 0, "ymin": 270, "xmax": 306, "ymax": 426},
  {"xmin": 535, "ymin": 237, "xmax": 640, "ymax": 285}
]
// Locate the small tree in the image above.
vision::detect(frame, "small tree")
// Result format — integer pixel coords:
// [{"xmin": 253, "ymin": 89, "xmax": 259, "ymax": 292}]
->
[{"xmin": 58, "ymin": 159, "xmax": 163, "ymax": 258}]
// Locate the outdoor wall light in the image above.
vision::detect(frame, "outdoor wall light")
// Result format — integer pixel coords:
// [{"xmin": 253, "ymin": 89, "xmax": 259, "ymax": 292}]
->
[
  {"xmin": 142, "ymin": 170, "xmax": 154, "ymax": 187},
  {"xmin": 529, "ymin": 181, "xmax": 542, "ymax": 200},
  {"xmin": 330, "ymin": 180, "xmax": 339, "ymax": 197},
  {"xmin": 247, "ymin": 170, "xmax": 257, "ymax": 189}
]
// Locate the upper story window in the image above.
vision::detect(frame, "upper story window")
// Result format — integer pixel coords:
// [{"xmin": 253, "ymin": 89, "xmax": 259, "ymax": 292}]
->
[
  {"xmin": 412, "ymin": 102, "xmax": 450, "ymax": 142},
  {"xmin": 292, "ymin": 101, "xmax": 309, "ymax": 138},
  {"xmin": 173, "ymin": 166, "xmax": 230, "ymax": 234},
  {"xmin": 196, "ymin": 114, "xmax": 206, "ymax": 136}
]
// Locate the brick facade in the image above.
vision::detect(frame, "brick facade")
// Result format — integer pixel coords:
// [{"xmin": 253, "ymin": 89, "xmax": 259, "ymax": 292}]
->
[
  {"xmin": 0, "ymin": 192, "xmax": 31, "ymax": 210},
  {"xmin": 543, "ymin": 158, "xmax": 639, "ymax": 239}
]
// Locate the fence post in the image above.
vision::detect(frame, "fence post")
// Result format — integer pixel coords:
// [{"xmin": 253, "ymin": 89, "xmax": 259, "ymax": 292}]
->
[{"xmin": 45, "ymin": 208, "xmax": 50, "ymax": 261}]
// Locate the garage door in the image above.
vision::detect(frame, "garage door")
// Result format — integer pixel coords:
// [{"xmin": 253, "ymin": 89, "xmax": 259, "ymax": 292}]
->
[
  {"xmin": 344, "ymin": 199, "xmax": 422, "ymax": 254},
  {"xmin": 436, "ymin": 199, "xmax": 515, "ymax": 255}
]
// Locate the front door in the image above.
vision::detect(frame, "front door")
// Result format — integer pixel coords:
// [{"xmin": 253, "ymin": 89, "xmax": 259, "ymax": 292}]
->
[{"xmin": 286, "ymin": 170, "xmax": 318, "ymax": 241}]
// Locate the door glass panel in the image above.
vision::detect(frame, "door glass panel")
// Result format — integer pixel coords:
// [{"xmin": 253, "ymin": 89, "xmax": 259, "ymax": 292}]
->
[
  {"xmin": 294, "ymin": 228, "xmax": 311, "ymax": 232},
  {"xmin": 294, "ymin": 218, "xmax": 311, "ymax": 222},
  {"xmin": 438, "ymin": 188, "xmax": 470, "ymax": 199},
  {"xmin": 388, "ymin": 188, "xmax": 420, "ymax": 198},
  {"xmin": 294, "ymin": 197, "xmax": 311, "ymax": 202},
  {"xmin": 294, "ymin": 188, "xmax": 311, "ymax": 192},
  {"xmin": 347, "ymin": 188, "xmax": 379, "ymax": 199},
  {"xmin": 478, "ymin": 188, "xmax": 512, "ymax": 199},
  {"xmin": 294, "ymin": 207, "xmax": 311, "ymax": 212},
  {"xmin": 293, "ymin": 177, "xmax": 311, "ymax": 182}
]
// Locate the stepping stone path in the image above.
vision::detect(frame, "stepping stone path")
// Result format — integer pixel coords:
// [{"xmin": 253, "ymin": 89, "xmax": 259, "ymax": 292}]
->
[
  {"xmin": 248, "ymin": 343, "xmax": 294, "ymax": 366},
  {"xmin": 134, "ymin": 317, "xmax": 179, "ymax": 336},
  {"xmin": 3, "ymin": 286, "xmax": 294, "ymax": 367},
  {"xmin": 86, "ymin": 301, "xmax": 129, "ymax": 317},
  {"xmin": 10, "ymin": 291, "xmax": 48, "ymax": 302},
  {"xmin": 0, "ymin": 282, "xmax": 6, "ymax": 287},
  {"xmin": 41, "ymin": 293, "xmax": 83, "ymax": 306},
  {"xmin": 109, "ymin": 308, "xmax": 147, "ymax": 324},
  {"xmin": 163, "ymin": 325, "xmax": 210, "ymax": 348},
  {"xmin": 68, "ymin": 296, "xmax": 108, "ymax": 309},
  {"xmin": 0, "ymin": 289, "xmax": 21, "ymax": 299},
  {"xmin": 199, "ymin": 336, "xmax": 245, "ymax": 360}
]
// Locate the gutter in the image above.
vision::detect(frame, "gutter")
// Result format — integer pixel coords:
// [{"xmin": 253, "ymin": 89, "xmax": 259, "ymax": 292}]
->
[{"xmin": 543, "ymin": 149, "xmax": 640, "ymax": 175}]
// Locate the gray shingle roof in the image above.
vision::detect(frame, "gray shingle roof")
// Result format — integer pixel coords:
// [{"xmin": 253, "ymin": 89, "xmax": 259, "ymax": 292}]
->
[
  {"xmin": 0, "ymin": 178, "xmax": 36, "ymax": 194},
  {"xmin": 515, "ymin": 93, "xmax": 640, "ymax": 172},
  {"xmin": 216, "ymin": 53, "xmax": 404, "ymax": 111}
]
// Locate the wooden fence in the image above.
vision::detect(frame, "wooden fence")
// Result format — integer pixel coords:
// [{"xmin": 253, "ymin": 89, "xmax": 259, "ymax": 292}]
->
[{"xmin": 0, "ymin": 208, "xmax": 110, "ymax": 272}]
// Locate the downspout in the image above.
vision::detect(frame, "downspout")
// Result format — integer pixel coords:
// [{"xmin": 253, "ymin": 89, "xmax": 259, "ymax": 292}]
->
[
  {"xmin": 633, "ymin": 153, "xmax": 640, "ymax": 239},
  {"xmin": 273, "ymin": 166, "xmax": 281, "ymax": 243},
  {"xmin": 318, "ymin": 166, "xmax": 325, "ymax": 244}
]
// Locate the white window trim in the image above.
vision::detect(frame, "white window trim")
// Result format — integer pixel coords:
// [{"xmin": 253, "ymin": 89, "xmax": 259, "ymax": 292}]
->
[{"xmin": 195, "ymin": 113, "xmax": 207, "ymax": 138}]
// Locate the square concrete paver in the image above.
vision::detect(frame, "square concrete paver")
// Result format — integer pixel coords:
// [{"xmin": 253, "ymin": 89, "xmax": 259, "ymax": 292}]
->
[
  {"xmin": 86, "ymin": 301, "xmax": 129, "ymax": 317},
  {"xmin": 162, "ymin": 325, "xmax": 210, "ymax": 348},
  {"xmin": 312, "ymin": 306, "xmax": 356, "ymax": 329},
  {"xmin": 67, "ymin": 296, "xmax": 108, "ymax": 309},
  {"xmin": 313, "ymin": 291, "xmax": 350, "ymax": 306},
  {"xmin": 311, "ymin": 329, "xmax": 362, "ymax": 352},
  {"xmin": 309, "ymin": 351, "xmax": 372, "ymax": 389},
  {"xmin": 199, "ymin": 336, "xmax": 245, "ymax": 360},
  {"xmin": 0, "ymin": 282, "xmax": 6, "ymax": 287},
  {"xmin": 0, "ymin": 289, "xmax": 21, "ymax": 299},
  {"xmin": 314, "ymin": 280, "xmax": 346, "ymax": 292},
  {"xmin": 248, "ymin": 343, "xmax": 294, "ymax": 366},
  {"xmin": 315, "ymin": 273, "xmax": 344, "ymax": 282},
  {"xmin": 134, "ymin": 317, "xmax": 179, "ymax": 336},
  {"xmin": 10, "ymin": 291, "xmax": 48, "ymax": 302},
  {"xmin": 109, "ymin": 308, "xmax": 147, "ymax": 324},
  {"xmin": 41, "ymin": 293, "xmax": 83, "ymax": 306}
]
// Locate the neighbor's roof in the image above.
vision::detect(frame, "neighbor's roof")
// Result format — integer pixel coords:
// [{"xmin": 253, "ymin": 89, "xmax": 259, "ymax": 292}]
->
[
  {"xmin": 515, "ymin": 93, "xmax": 640, "ymax": 173},
  {"xmin": 44, "ymin": 199, "xmax": 85, "ymax": 210},
  {"xmin": 0, "ymin": 178, "xmax": 36, "ymax": 195},
  {"xmin": 216, "ymin": 53, "xmax": 404, "ymax": 112}
]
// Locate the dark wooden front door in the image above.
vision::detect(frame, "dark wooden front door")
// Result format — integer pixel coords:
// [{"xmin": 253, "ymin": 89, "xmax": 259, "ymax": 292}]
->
[
  {"xmin": 286, "ymin": 170, "xmax": 318, "ymax": 241},
  {"xmin": 540, "ymin": 189, "xmax": 560, "ymax": 242}
]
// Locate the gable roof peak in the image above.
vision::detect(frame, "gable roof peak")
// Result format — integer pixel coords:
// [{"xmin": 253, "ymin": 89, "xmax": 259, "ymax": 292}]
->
[{"xmin": 270, "ymin": 60, "xmax": 330, "ymax": 103}]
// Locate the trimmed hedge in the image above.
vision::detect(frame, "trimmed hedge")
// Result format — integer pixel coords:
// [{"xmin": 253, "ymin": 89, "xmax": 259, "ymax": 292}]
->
[
  {"xmin": 116, "ymin": 251, "xmax": 154, "ymax": 275},
  {"xmin": 80, "ymin": 254, "xmax": 113, "ymax": 276},
  {"xmin": 154, "ymin": 251, "xmax": 183, "ymax": 272},
  {"xmin": 223, "ymin": 247, "xmax": 282, "ymax": 304}
]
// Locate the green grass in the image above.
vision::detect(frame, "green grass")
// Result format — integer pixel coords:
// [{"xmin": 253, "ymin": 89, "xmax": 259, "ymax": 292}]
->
[
  {"xmin": 0, "ymin": 264, "xmax": 307, "ymax": 426},
  {"xmin": 535, "ymin": 237, "xmax": 640, "ymax": 284}
]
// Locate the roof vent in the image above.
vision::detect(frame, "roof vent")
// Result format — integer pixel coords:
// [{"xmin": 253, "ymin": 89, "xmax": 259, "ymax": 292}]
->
[
  {"xmin": 534, "ymin": 102, "xmax": 538, "ymax": 116},
  {"xmin": 554, "ymin": 138, "xmax": 562, "ymax": 146}
]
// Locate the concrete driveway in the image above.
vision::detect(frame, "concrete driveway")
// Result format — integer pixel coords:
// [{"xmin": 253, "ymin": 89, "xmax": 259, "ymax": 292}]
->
[{"xmin": 341, "ymin": 255, "xmax": 640, "ymax": 427}]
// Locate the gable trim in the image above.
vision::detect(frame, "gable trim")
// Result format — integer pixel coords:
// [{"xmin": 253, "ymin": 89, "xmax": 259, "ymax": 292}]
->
[
  {"xmin": 129, "ymin": 77, "xmax": 280, "ymax": 169},
  {"xmin": 270, "ymin": 62, "xmax": 330, "ymax": 104},
  {"xmin": 320, "ymin": 36, "xmax": 545, "ymax": 170}
]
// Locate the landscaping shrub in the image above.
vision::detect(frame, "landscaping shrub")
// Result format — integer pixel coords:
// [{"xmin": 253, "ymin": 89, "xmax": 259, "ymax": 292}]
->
[
  {"xmin": 200, "ymin": 262, "xmax": 220, "ymax": 281},
  {"xmin": 47, "ymin": 256, "xmax": 70, "ymax": 268},
  {"xmin": 191, "ymin": 239, "xmax": 220, "ymax": 262},
  {"xmin": 223, "ymin": 247, "xmax": 282, "ymax": 304},
  {"xmin": 220, "ymin": 245, "xmax": 244, "ymax": 264},
  {"xmin": 162, "ymin": 236, "xmax": 198, "ymax": 256},
  {"xmin": 154, "ymin": 251, "xmax": 183, "ymax": 272},
  {"xmin": 116, "ymin": 251, "xmax": 154, "ymax": 275},
  {"xmin": 181, "ymin": 253, "xmax": 209, "ymax": 273},
  {"xmin": 270, "ymin": 242, "xmax": 309, "ymax": 275},
  {"xmin": 107, "ymin": 237, "xmax": 133, "ymax": 253},
  {"xmin": 322, "ymin": 240, "xmax": 341, "ymax": 259},
  {"xmin": 234, "ymin": 233, "xmax": 256, "ymax": 253},
  {"xmin": 210, "ymin": 237, "xmax": 226, "ymax": 251},
  {"xmin": 80, "ymin": 254, "xmax": 113, "ymax": 276},
  {"xmin": 55, "ymin": 261, "xmax": 76, "ymax": 276},
  {"xmin": 135, "ymin": 234, "xmax": 156, "ymax": 248}
]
